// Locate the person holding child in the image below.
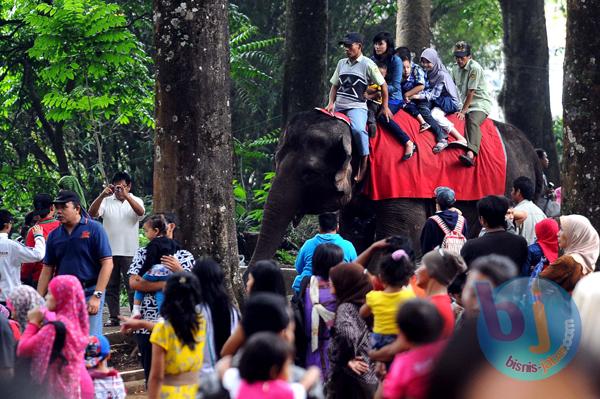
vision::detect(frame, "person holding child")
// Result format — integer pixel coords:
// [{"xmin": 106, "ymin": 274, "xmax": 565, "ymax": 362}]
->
[
  {"xmin": 451, "ymin": 41, "xmax": 493, "ymax": 167},
  {"xmin": 368, "ymin": 32, "xmax": 416, "ymax": 160},
  {"xmin": 131, "ymin": 215, "xmax": 180, "ymax": 318},
  {"xmin": 326, "ymin": 32, "xmax": 395, "ymax": 182},
  {"xmin": 359, "ymin": 250, "xmax": 416, "ymax": 350},
  {"xmin": 411, "ymin": 48, "xmax": 464, "ymax": 153}
]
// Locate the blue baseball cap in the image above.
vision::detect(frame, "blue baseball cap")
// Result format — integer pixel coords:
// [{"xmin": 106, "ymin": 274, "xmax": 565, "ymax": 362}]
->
[
  {"xmin": 434, "ymin": 186, "xmax": 456, "ymax": 209},
  {"xmin": 85, "ymin": 335, "xmax": 111, "ymax": 368}
]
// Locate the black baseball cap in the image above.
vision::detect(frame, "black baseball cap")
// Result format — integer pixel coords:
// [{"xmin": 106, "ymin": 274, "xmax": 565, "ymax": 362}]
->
[
  {"xmin": 53, "ymin": 190, "xmax": 81, "ymax": 205},
  {"xmin": 339, "ymin": 32, "xmax": 364, "ymax": 46},
  {"xmin": 33, "ymin": 193, "xmax": 53, "ymax": 216}
]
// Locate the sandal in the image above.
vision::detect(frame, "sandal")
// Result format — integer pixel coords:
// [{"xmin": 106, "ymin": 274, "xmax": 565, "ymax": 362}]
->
[
  {"xmin": 432, "ymin": 139, "xmax": 448, "ymax": 154},
  {"xmin": 419, "ymin": 122, "xmax": 431, "ymax": 132},
  {"xmin": 459, "ymin": 154, "xmax": 475, "ymax": 167},
  {"xmin": 402, "ymin": 143, "xmax": 418, "ymax": 161}
]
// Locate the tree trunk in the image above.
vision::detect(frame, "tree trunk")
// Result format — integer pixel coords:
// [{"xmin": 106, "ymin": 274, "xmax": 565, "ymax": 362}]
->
[
  {"xmin": 498, "ymin": 0, "xmax": 559, "ymax": 184},
  {"xmin": 395, "ymin": 0, "xmax": 431, "ymax": 57},
  {"xmin": 562, "ymin": 0, "xmax": 600, "ymax": 240},
  {"xmin": 153, "ymin": 0, "xmax": 243, "ymax": 299},
  {"xmin": 281, "ymin": 0, "xmax": 328, "ymax": 125}
]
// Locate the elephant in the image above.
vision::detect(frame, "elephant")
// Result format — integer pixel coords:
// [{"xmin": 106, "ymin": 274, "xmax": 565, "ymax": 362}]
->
[{"xmin": 249, "ymin": 110, "xmax": 543, "ymax": 264}]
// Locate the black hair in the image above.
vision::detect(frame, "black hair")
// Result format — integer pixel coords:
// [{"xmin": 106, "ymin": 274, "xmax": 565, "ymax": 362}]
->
[
  {"xmin": 318, "ymin": 212, "xmax": 338, "ymax": 232},
  {"xmin": 447, "ymin": 272, "xmax": 466, "ymax": 295},
  {"xmin": 382, "ymin": 235, "xmax": 416, "ymax": 261},
  {"xmin": 477, "ymin": 195, "xmax": 509, "ymax": 229},
  {"xmin": 535, "ymin": 148, "xmax": 547, "ymax": 159},
  {"xmin": 161, "ymin": 272, "xmax": 203, "ymax": 349},
  {"xmin": 239, "ymin": 332, "xmax": 293, "ymax": 383},
  {"xmin": 312, "ymin": 243, "xmax": 344, "ymax": 280},
  {"xmin": 379, "ymin": 252, "xmax": 415, "ymax": 287},
  {"xmin": 49, "ymin": 321, "xmax": 68, "ymax": 367},
  {"xmin": 250, "ymin": 260, "xmax": 287, "ymax": 297},
  {"xmin": 513, "ymin": 176, "xmax": 535, "ymax": 201},
  {"xmin": 0, "ymin": 210, "xmax": 13, "ymax": 231},
  {"xmin": 143, "ymin": 214, "xmax": 169, "ymax": 235},
  {"xmin": 111, "ymin": 171, "xmax": 132, "ymax": 185},
  {"xmin": 372, "ymin": 31, "xmax": 396, "ymax": 60},
  {"xmin": 375, "ymin": 60, "xmax": 388, "ymax": 70},
  {"xmin": 396, "ymin": 298, "xmax": 443, "ymax": 344},
  {"xmin": 470, "ymin": 255, "xmax": 518, "ymax": 287},
  {"xmin": 21, "ymin": 211, "xmax": 37, "ymax": 237},
  {"xmin": 395, "ymin": 46, "xmax": 412, "ymax": 61},
  {"xmin": 242, "ymin": 293, "xmax": 290, "ymax": 338},
  {"xmin": 193, "ymin": 257, "xmax": 236, "ymax": 357},
  {"xmin": 160, "ymin": 212, "xmax": 179, "ymax": 225}
]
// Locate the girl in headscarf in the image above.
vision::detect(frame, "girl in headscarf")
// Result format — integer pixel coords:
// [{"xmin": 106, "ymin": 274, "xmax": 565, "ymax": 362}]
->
[
  {"xmin": 522, "ymin": 218, "xmax": 560, "ymax": 276},
  {"xmin": 410, "ymin": 48, "xmax": 464, "ymax": 153},
  {"xmin": 17, "ymin": 275, "xmax": 93, "ymax": 399},
  {"xmin": 540, "ymin": 215, "xmax": 600, "ymax": 293},
  {"xmin": 7, "ymin": 285, "xmax": 45, "ymax": 333},
  {"xmin": 327, "ymin": 263, "xmax": 377, "ymax": 399}
]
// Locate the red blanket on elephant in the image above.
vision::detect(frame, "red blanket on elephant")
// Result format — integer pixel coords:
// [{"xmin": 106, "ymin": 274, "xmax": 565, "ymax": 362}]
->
[{"xmin": 365, "ymin": 110, "xmax": 506, "ymax": 201}]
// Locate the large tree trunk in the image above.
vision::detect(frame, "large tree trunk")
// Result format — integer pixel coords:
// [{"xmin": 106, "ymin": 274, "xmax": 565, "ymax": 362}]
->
[
  {"xmin": 395, "ymin": 0, "xmax": 431, "ymax": 56},
  {"xmin": 281, "ymin": 0, "xmax": 328, "ymax": 125},
  {"xmin": 498, "ymin": 0, "xmax": 559, "ymax": 184},
  {"xmin": 153, "ymin": 0, "xmax": 242, "ymax": 298},
  {"xmin": 562, "ymin": 0, "xmax": 600, "ymax": 242}
]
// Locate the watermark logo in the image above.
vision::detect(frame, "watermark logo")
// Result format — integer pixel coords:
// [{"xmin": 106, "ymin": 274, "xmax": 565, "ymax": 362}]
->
[{"xmin": 475, "ymin": 277, "xmax": 581, "ymax": 380}]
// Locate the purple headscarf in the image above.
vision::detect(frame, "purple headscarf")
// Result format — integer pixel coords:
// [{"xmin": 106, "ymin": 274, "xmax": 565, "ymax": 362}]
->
[{"xmin": 420, "ymin": 48, "xmax": 461, "ymax": 105}]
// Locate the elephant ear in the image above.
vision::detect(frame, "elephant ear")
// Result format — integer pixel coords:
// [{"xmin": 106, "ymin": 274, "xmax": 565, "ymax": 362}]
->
[{"xmin": 334, "ymin": 130, "xmax": 353, "ymax": 196}]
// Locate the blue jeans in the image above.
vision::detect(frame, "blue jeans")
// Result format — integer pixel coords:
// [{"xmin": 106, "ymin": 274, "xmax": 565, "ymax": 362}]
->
[
  {"xmin": 339, "ymin": 107, "xmax": 370, "ymax": 156},
  {"xmin": 85, "ymin": 290, "xmax": 105, "ymax": 336},
  {"xmin": 371, "ymin": 332, "xmax": 397, "ymax": 350},
  {"xmin": 417, "ymin": 101, "xmax": 447, "ymax": 142},
  {"xmin": 434, "ymin": 95, "xmax": 460, "ymax": 114},
  {"xmin": 376, "ymin": 102, "xmax": 410, "ymax": 145}
]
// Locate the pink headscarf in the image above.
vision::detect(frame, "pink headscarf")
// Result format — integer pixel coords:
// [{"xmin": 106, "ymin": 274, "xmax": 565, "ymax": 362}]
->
[
  {"xmin": 560, "ymin": 215, "xmax": 600, "ymax": 275},
  {"xmin": 32, "ymin": 275, "xmax": 89, "ymax": 399}
]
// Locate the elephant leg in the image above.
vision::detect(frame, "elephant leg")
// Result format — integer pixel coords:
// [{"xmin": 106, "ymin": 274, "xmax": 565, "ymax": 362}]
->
[
  {"xmin": 374, "ymin": 199, "xmax": 428, "ymax": 258},
  {"xmin": 339, "ymin": 195, "xmax": 377, "ymax": 255}
]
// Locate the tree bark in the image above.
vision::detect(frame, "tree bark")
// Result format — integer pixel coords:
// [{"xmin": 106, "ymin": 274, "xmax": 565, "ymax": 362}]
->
[
  {"xmin": 562, "ymin": 0, "xmax": 600, "ymax": 238},
  {"xmin": 153, "ymin": 0, "xmax": 242, "ymax": 299},
  {"xmin": 395, "ymin": 0, "xmax": 431, "ymax": 57},
  {"xmin": 498, "ymin": 0, "xmax": 559, "ymax": 184},
  {"xmin": 281, "ymin": 0, "xmax": 328, "ymax": 125}
]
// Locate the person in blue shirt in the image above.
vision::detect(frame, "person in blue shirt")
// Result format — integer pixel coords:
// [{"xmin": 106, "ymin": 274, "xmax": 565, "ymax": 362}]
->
[
  {"xmin": 37, "ymin": 190, "xmax": 113, "ymax": 336},
  {"xmin": 292, "ymin": 213, "xmax": 357, "ymax": 294}
]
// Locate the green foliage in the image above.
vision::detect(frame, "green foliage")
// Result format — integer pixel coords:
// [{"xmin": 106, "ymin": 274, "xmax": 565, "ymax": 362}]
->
[
  {"xmin": 275, "ymin": 249, "xmax": 296, "ymax": 265},
  {"xmin": 553, "ymin": 117, "xmax": 563, "ymax": 162},
  {"xmin": 233, "ymin": 171, "xmax": 274, "ymax": 232}
]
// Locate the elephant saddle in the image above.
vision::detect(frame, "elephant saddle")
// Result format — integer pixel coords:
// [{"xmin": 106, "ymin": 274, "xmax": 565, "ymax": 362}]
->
[{"xmin": 365, "ymin": 111, "xmax": 506, "ymax": 201}]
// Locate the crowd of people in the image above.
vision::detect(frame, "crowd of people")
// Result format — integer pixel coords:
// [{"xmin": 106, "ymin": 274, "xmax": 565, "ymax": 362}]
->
[
  {"xmin": 326, "ymin": 32, "xmax": 492, "ymax": 182},
  {"xmin": 0, "ymin": 164, "xmax": 599, "ymax": 398}
]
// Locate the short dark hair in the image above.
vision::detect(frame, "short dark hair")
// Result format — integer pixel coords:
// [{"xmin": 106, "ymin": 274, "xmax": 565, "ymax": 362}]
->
[
  {"xmin": 312, "ymin": 243, "xmax": 344, "ymax": 280},
  {"xmin": 477, "ymin": 195, "xmax": 509, "ymax": 229},
  {"xmin": 239, "ymin": 332, "xmax": 293, "ymax": 383},
  {"xmin": 0, "ymin": 209, "xmax": 13, "ymax": 230},
  {"xmin": 379, "ymin": 252, "xmax": 415, "ymax": 287},
  {"xmin": 158, "ymin": 212, "xmax": 178, "ymax": 226},
  {"xmin": 535, "ymin": 148, "xmax": 547, "ymax": 159},
  {"xmin": 111, "ymin": 171, "xmax": 132, "ymax": 185},
  {"xmin": 470, "ymin": 255, "xmax": 518, "ymax": 287},
  {"xmin": 375, "ymin": 60, "xmax": 388, "ymax": 70},
  {"xmin": 396, "ymin": 299, "xmax": 443, "ymax": 344},
  {"xmin": 396, "ymin": 46, "xmax": 412, "ymax": 61},
  {"xmin": 513, "ymin": 176, "xmax": 535, "ymax": 201},
  {"xmin": 249, "ymin": 260, "xmax": 287, "ymax": 297},
  {"xmin": 318, "ymin": 212, "xmax": 338, "ymax": 232},
  {"xmin": 372, "ymin": 31, "xmax": 396, "ymax": 59},
  {"xmin": 242, "ymin": 293, "xmax": 290, "ymax": 338}
]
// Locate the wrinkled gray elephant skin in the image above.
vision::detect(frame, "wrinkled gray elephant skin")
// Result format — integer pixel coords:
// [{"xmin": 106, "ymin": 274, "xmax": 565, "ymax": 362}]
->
[{"xmin": 250, "ymin": 111, "xmax": 543, "ymax": 263}]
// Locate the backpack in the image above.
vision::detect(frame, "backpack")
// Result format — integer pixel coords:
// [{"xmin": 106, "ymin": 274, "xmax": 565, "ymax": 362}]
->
[{"xmin": 431, "ymin": 214, "xmax": 467, "ymax": 255}]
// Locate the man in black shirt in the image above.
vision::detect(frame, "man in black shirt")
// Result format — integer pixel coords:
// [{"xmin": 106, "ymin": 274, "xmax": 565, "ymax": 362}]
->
[{"xmin": 461, "ymin": 195, "xmax": 528, "ymax": 269}]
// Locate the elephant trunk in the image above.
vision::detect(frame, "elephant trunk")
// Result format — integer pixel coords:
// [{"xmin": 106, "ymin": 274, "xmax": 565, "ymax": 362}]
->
[{"xmin": 249, "ymin": 169, "xmax": 300, "ymax": 265}]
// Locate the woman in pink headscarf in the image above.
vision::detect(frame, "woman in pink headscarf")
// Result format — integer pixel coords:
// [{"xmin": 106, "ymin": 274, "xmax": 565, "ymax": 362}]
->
[
  {"xmin": 17, "ymin": 275, "xmax": 93, "ymax": 398},
  {"xmin": 540, "ymin": 215, "xmax": 600, "ymax": 293}
]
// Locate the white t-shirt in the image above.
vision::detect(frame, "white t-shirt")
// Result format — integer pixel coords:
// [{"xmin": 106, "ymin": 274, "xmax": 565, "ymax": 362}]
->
[
  {"xmin": 515, "ymin": 199, "xmax": 547, "ymax": 245},
  {"xmin": 0, "ymin": 233, "xmax": 45, "ymax": 301},
  {"xmin": 98, "ymin": 194, "xmax": 145, "ymax": 256}
]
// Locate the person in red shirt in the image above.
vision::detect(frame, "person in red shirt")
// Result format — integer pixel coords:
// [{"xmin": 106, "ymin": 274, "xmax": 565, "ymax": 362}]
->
[
  {"xmin": 415, "ymin": 249, "xmax": 467, "ymax": 338},
  {"xmin": 21, "ymin": 194, "xmax": 60, "ymax": 288}
]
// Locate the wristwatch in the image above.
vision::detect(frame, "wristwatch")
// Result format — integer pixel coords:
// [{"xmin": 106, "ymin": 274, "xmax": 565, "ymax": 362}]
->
[{"xmin": 93, "ymin": 290, "xmax": 103, "ymax": 298}]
